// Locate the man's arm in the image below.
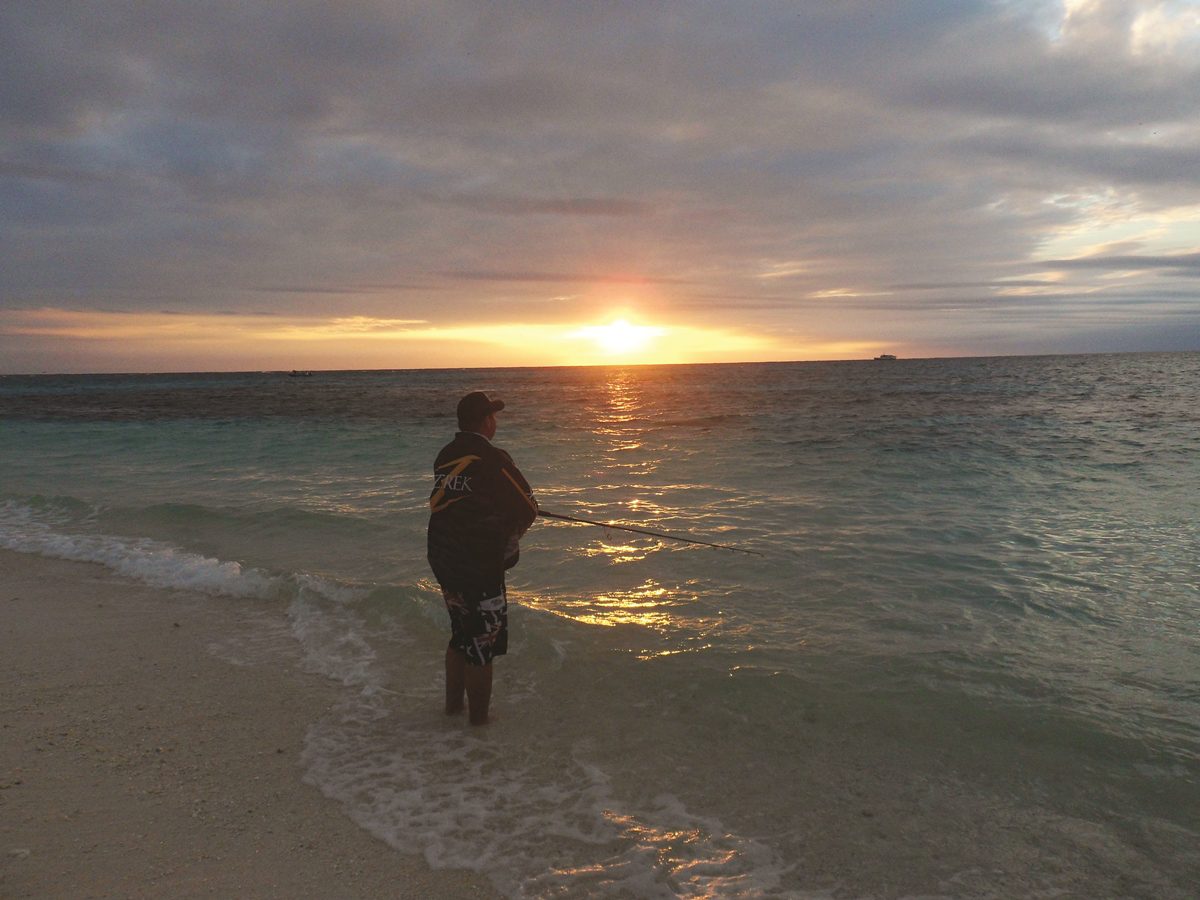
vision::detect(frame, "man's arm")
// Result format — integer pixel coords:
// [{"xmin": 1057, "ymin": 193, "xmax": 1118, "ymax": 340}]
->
[{"xmin": 496, "ymin": 452, "xmax": 538, "ymax": 536}]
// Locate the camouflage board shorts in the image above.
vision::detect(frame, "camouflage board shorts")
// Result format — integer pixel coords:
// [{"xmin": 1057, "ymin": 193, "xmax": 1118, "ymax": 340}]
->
[{"xmin": 441, "ymin": 582, "xmax": 508, "ymax": 666}]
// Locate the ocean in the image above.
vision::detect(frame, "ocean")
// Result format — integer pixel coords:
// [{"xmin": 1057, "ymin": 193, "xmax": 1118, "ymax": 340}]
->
[{"xmin": 2, "ymin": 353, "xmax": 1197, "ymax": 898}]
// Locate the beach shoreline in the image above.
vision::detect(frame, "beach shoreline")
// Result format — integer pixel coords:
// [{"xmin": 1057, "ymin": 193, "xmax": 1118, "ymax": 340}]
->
[{"xmin": 0, "ymin": 548, "xmax": 499, "ymax": 899}]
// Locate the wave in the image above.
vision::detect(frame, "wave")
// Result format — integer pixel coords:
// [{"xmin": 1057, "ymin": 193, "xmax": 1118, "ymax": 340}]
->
[
  {"xmin": 97, "ymin": 500, "xmax": 391, "ymax": 538},
  {"xmin": 0, "ymin": 499, "xmax": 281, "ymax": 599},
  {"xmin": 651, "ymin": 413, "xmax": 750, "ymax": 429},
  {"xmin": 0, "ymin": 497, "xmax": 401, "ymax": 696}
]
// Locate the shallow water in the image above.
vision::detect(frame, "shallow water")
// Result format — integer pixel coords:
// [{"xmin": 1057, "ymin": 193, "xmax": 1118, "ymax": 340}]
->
[{"xmin": 3, "ymin": 353, "xmax": 1198, "ymax": 897}]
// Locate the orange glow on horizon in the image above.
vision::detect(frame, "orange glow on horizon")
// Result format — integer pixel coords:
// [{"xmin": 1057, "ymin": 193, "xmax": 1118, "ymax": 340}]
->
[{"xmin": 0, "ymin": 307, "xmax": 889, "ymax": 372}]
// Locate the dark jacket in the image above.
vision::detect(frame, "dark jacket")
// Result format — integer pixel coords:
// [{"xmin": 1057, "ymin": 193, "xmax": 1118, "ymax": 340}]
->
[{"xmin": 427, "ymin": 431, "xmax": 538, "ymax": 589}]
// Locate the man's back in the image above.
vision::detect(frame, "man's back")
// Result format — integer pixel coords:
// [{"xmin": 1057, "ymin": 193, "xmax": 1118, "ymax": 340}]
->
[{"xmin": 427, "ymin": 430, "xmax": 536, "ymax": 589}]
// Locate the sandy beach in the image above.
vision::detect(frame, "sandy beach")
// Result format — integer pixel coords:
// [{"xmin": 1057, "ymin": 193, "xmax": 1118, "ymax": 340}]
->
[{"xmin": 0, "ymin": 549, "xmax": 499, "ymax": 899}]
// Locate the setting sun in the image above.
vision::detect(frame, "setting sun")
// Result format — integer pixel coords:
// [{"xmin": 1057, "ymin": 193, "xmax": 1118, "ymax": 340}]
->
[{"xmin": 572, "ymin": 319, "xmax": 667, "ymax": 356}]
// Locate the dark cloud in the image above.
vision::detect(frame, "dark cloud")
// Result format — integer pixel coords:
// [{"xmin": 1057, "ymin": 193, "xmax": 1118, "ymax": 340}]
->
[
  {"xmin": 1044, "ymin": 252, "xmax": 1200, "ymax": 274},
  {"xmin": 251, "ymin": 284, "xmax": 428, "ymax": 295},
  {"xmin": 437, "ymin": 194, "xmax": 652, "ymax": 217},
  {"xmin": 955, "ymin": 130, "xmax": 1200, "ymax": 188},
  {"xmin": 887, "ymin": 280, "xmax": 1058, "ymax": 291},
  {"xmin": 440, "ymin": 270, "xmax": 691, "ymax": 285}
]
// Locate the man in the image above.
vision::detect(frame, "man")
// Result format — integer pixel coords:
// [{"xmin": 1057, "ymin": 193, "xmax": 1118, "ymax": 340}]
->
[{"xmin": 427, "ymin": 391, "xmax": 538, "ymax": 725}]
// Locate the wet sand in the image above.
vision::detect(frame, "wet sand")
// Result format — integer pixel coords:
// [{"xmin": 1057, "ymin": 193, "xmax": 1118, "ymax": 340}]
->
[{"xmin": 0, "ymin": 549, "xmax": 499, "ymax": 899}]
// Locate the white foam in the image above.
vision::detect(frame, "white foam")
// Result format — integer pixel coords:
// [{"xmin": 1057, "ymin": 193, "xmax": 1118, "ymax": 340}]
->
[
  {"xmin": 287, "ymin": 578, "xmax": 381, "ymax": 689},
  {"xmin": 0, "ymin": 501, "xmax": 398, "ymax": 696},
  {"xmin": 206, "ymin": 613, "xmax": 300, "ymax": 668},
  {"xmin": 0, "ymin": 500, "xmax": 279, "ymax": 599},
  {"xmin": 301, "ymin": 689, "xmax": 798, "ymax": 899}
]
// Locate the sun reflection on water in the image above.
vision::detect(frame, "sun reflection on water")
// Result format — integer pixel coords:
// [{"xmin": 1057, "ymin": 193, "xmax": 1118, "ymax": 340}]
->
[
  {"xmin": 521, "ymin": 578, "xmax": 722, "ymax": 656},
  {"xmin": 598, "ymin": 370, "xmax": 640, "ymax": 417},
  {"xmin": 556, "ymin": 580, "xmax": 674, "ymax": 628},
  {"xmin": 582, "ymin": 538, "xmax": 659, "ymax": 564}
]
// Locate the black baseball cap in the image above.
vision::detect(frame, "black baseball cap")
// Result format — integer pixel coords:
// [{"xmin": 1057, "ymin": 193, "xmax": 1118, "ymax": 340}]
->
[{"xmin": 456, "ymin": 391, "xmax": 505, "ymax": 424}]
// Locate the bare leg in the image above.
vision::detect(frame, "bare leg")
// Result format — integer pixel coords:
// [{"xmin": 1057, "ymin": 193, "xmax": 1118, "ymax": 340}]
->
[
  {"xmin": 465, "ymin": 661, "xmax": 493, "ymax": 726},
  {"xmin": 445, "ymin": 645, "xmax": 466, "ymax": 714}
]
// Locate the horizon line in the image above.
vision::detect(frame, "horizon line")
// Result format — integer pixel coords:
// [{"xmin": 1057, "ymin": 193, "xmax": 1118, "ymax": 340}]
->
[{"xmin": 2, "ymin": 347, "xmax": 1196, "ymax": 378}]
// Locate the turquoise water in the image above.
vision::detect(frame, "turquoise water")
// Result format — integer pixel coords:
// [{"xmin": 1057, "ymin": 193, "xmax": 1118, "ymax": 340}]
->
[{"xmin": 2, "ymin": 354, "xmax": 1198, "ymax": 897}]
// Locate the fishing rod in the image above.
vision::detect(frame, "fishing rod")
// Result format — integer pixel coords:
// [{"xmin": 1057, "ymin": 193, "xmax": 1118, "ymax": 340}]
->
[{"xmin": 538, "ymin": 509, "xmax": 764, "ymax": 557}]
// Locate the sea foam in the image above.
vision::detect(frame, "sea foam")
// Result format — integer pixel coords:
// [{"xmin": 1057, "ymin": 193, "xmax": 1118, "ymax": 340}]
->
[
  {"xmin": 0, "ymin": 500, "xmax": 279, "ymax": 599},
  {"xmin": 301, "ymin": 691, "xmax": 796, "ymax": 899}
]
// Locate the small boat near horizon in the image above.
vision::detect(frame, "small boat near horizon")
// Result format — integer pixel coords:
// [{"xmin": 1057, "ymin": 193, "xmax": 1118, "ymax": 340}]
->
[
  {"xmin": 874, "ymin": 353, "xmax": 898, "ymax": 361},
  {"xmin": 288, "ymin": 370, "xmax": 314, "ymax": 377}
]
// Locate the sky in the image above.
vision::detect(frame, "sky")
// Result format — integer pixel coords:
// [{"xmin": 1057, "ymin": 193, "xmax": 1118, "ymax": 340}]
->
[{"xmin": 2, "ymin": 0, "xmax": 1199, "ymax": 373}]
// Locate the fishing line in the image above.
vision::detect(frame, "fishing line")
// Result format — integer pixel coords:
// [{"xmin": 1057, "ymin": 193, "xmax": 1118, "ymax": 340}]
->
[{"xmin": 538, "ymin": 509, "xmax": 763, "ymax": 556}]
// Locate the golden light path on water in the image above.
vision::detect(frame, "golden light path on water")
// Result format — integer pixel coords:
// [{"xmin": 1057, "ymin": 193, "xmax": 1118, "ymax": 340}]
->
[{"xmin": 522, "ymin": 368, "xmax": 726, "ymax": 659}]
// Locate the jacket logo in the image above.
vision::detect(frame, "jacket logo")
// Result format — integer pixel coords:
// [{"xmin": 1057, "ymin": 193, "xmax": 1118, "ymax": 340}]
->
[
  {"xmin": 430, "ymin": 454, "xmax": 480, "ymax": 513},
  {"xmin": 502, "ymin": 468, "xmax": 539, "ymax": 514}
]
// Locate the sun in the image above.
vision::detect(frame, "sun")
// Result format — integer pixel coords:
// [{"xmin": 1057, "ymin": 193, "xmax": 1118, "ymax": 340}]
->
[{"xmin": 573, "ymin": 319, "xmax": 666, "ymax": 356}]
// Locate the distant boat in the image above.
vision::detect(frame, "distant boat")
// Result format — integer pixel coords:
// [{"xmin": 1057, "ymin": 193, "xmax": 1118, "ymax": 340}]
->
[
  {"xmin": 873, "ymin": 354, "xmax": 897, "ymax": 361},
  {"xmin": 288, "ymin": 370, "xmax": 314, "ymax": 377}
]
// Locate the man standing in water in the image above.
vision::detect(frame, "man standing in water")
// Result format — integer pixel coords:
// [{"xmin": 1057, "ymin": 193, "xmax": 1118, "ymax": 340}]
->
[{"xmin": 428, "ymin": 391, "xmax": 538, "ymax": 725}]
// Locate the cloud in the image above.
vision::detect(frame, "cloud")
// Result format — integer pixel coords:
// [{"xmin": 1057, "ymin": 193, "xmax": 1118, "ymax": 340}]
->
[
  {"xmin": 2, "ymin": 0, "xmax": 1199, "ymax": 370},
  {"xmin": 437, "ymin": 193, "xmax": 652, "ymax": 217},
  {"xmin": 439, "ymin": 270, "xmax": 691, "ymax": 285},
  {"xmin": 1043, "ymin": 251, "xmax": 1200, "ymax": 273},
  {"xmin": 887, "ymin": 280, "xmax": 1059, "ymax": 291},
  {"xmin": 955, "ymin": 129, "xmax": 1200, "ymax": 188}
]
